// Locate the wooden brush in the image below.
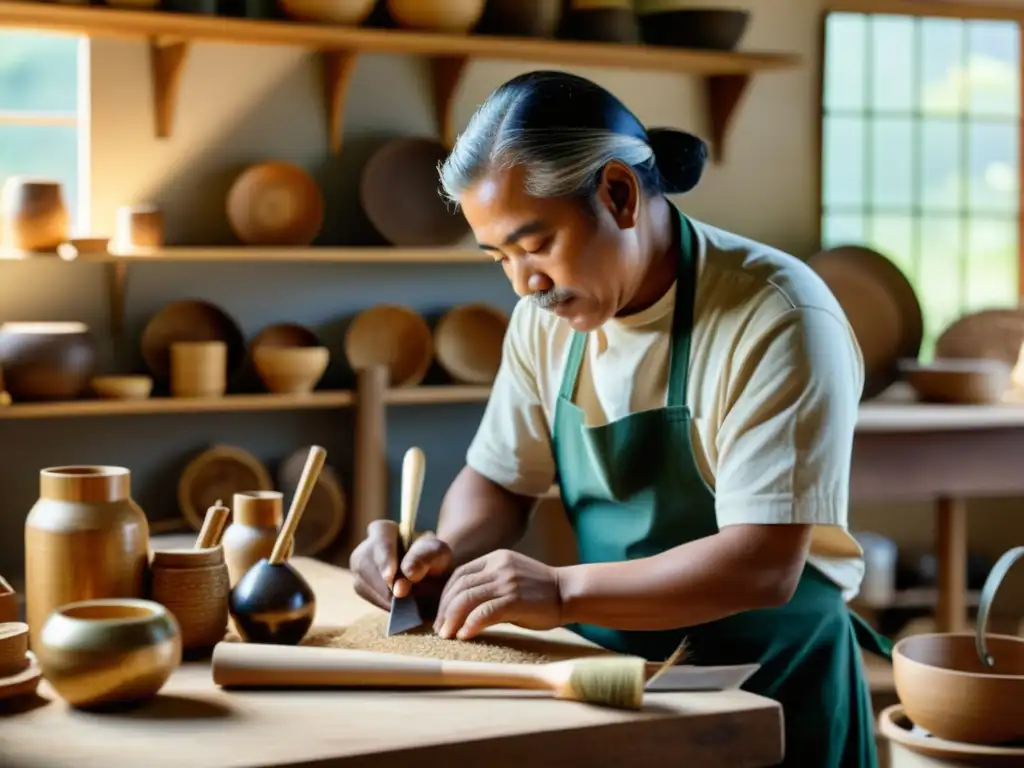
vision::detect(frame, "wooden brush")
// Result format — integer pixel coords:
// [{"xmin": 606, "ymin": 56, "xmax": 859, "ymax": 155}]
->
[{"xmin": 212, "ymin": 642, "xmax": 647, "ymax": 710}]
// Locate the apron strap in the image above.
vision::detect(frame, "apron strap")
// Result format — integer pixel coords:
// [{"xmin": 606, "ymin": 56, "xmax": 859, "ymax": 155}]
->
[
  {"xmin": 667, "ymin": 211, "xmax": 697, "ymax": 407},
  {"xmin": 557, "ymin": 329, "xmax": 588, "ymax": 402}
]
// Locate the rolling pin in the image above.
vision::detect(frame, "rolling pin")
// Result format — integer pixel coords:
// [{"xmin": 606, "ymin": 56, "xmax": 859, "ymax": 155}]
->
[{"xmin": 211, "ymin": 641, "xmax": 646, "ymax": 709}]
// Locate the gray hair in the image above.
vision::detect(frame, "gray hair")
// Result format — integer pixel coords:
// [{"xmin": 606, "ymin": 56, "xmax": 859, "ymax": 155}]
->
[{"xmin": 438, "ymin": 87, "xmax": 657, "ymax": 208}]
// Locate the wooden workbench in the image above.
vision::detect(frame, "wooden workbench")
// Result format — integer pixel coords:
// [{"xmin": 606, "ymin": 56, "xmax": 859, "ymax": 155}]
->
[{"xmin": 0, "ymin": 558, "xmax": 783, "ymax": 768}]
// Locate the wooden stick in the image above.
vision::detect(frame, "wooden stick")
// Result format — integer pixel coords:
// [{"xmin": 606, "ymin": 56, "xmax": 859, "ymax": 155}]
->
[
  {"xmin": 269, "ymin": 446, "xmax": 326, "ymax": 565},
  {"xmin": 399, "ymin": 447, "xmax": 425, "ymax": 549},
  {"xmin": 196, "ymin": 499, "xmax": 230, "ymax": 549}
]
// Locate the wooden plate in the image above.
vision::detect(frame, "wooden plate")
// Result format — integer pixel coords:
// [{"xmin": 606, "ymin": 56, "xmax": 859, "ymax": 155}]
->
[
  {"xmin": 434, "ymin": 303, "xmax": 510, "ymax": 384},
  {"xmin": 178, "ymin": 445, "xmax": 273, "ymax": 531},
  {"xmin": 809, "ymin": 245, "xmax": 923, "ymax": 400},
  {"xmin": 141, "ymin": 299, "xmax": 246, "ymax": 380},
  {"xmin": 935, "ymin": 308, "xmax": 1024, "ymax": 367},
  {"xmin": 278, "ymin": 446, "xmax": 346, "ymax": 556},
  {"xmin": 878, "ymin": 704, "xmax": 1024, "ymax": 764},
  {"xmin": 344, "ymin": 304, "xmax": 433, "ymax": 387},
  {"xmin": 0, "ymin": 651, "xmax": 40, "ymax": 702}
]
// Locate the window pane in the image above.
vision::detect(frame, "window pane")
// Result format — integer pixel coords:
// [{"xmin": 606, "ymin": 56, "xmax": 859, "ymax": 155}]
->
[
  {"xmin": 916, "ymin": 216, "xmax": 963, "ymax": 346},
  {"xmin": 868, "ymin": 215, "xmax": 915, "ymax": 277},
  {"xmin": 871, "ymin": 118, "xmax": 914, "ymax": 208},
  {"xmin": 0, "ymin": 125, "xmax": 79, "ymax": 222},
  {"xmin": 822, "ymin": 213, "xmax": 866, "ymax": 247},
  {"xmin": 966, "ymin": 218, "xmax": 1018, "ymax": 309},
  {"xmin": 920, "ymin": 119, "xmax": 962, "ymax": 213},
  {"xmin": 823, "ymin": 115, "xmax": 866, "ymax": 208},
  {"xmin": 824, "ymin": 13, "xmax": 866, "ymax": 112},
  {"xmin": 920, "ymin": 18, "xmax": 965, "ymax": 116},
  {"xmin": 870, "ymin": 16, "xmax": 914, "ymax": 112},
  {"xmin": 966, "ymin": 20, "xmax": 1019, "ymax": 118},
  {"xmin": 0, "ymin": 31, "xmax": 79, "ymax": 113},
  {"xmin": 968, "ymin": 121, "xmax": 1018, "ymax": 215}
]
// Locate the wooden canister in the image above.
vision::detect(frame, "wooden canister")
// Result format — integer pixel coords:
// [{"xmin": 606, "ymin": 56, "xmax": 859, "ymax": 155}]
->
[
  {"xmin": 24, "ymin": 466, "xmax": 149, "ymax": 649},
  {"xmin": 222, "ymin": 491, "xmax": 291, "ymax": 586},
  {"xmin": 170, "ymin": 341, "xmax": 227, "ymax": 397},
  {"xmin": 149, "ymin": 546, "xmax": 230, "ymax": 655}
]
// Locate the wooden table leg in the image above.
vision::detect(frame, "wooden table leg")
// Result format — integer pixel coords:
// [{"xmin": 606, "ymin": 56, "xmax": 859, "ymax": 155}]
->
[{"xmin": 935, "ymin": 496, "xmax": 968, "ymax": 633}]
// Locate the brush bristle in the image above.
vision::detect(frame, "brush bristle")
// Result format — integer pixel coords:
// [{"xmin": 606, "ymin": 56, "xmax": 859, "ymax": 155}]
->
[{"xmin": 563, "ymin": 656, "xmax": 646, "ymax": 710}]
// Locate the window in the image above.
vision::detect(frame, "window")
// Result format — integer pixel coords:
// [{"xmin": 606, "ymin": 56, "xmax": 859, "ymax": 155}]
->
[
  {"xmin": 0, "ymin": 30, "xmax": 87, "ymax": 236},
  {"xmin": 820, "ymin": 11, "xmax": 1021, "ymax": 356}
]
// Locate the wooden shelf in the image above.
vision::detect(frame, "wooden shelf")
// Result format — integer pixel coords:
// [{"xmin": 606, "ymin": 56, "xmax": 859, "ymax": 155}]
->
[
  {"xmin": 0, "ymin": 385, "xmax": 491, "ymax": 420},
  {"xmin": 0, "ymin": 1, "xmax": 800, "ymax": 162}
]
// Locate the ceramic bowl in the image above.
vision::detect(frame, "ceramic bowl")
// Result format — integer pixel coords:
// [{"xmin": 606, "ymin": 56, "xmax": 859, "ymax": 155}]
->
[
  {"xmin": 90, "ymin": 375, "xmax": 154, "ymax": 400},
  {"xmin": 899, "ymin": 358, "xmax": 1011, "ymax": 404},
  {"xmin": 0, "ymin": 322, "xmax": 97, "ymax": 401},
  {"xmin": 279, "ymin": 0, "xmax": 376, "ymax": 24},
  {"xmin": 892, "ymin": 632, "xmax": 1024, "ymax": 744},
  {"xmin": 253, "ymin": 345, "xmax": 329, "ymax": 394},
  {"xmin": 386, "ymin": 0, "xmax": 486, "ymax": 32},
  {"xmin": 36, "ymin": 598, "xmax": 182, "ymax": 709}
]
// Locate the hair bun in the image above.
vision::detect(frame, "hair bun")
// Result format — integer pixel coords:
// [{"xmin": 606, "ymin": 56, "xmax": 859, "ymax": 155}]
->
[{"xmin": 647, "ymin": 128, "xmax": 708, "ymax": 195}]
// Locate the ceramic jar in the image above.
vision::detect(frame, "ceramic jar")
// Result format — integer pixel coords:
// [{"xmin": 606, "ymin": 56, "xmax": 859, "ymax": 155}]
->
[
  {"xmin": 149, "ymin": 546, "xmax": 230, "ymax": 656},
  {"xmin": 222, "ymin": 491, "xmax": 291, "ymax": 587},
  {"xmin": 36, "ymin": 597, "xmax": 180, "ymax": 709},
  {"xmin": 24, "ymin": 466, "xmax": 149, "ymax": 649}
]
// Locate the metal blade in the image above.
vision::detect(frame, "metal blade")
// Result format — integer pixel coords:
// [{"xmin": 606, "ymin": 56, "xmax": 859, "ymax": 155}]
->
[{"xmin": 386, "ymin": 593, "xmax": 425, "ymax": 636}]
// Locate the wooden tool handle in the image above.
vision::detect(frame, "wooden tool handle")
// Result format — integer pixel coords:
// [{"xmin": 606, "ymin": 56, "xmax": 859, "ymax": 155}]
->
[
  {"xmin": 269, "ymin": 446, "xmax": 326, "ymax": 565},
  {"xmin": 399, "ymin": 447, "xmax": 426, "ymax": 548},
  {"xmin": 211, "ymin": 642, "xmax": 547, "ymax": 692},
  {"xmin": 196, "ymin": 499, "xmax": 230, "ymax": 549}
]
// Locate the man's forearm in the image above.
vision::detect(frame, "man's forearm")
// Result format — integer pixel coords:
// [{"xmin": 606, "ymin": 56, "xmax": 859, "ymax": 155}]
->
[
  {"xmin": 435, "ymin": 466, "xmax": 535, "ymax": 566},
  {"xmin": 557, "ymin": 524, "xmax": 812, "ymax": 630}
]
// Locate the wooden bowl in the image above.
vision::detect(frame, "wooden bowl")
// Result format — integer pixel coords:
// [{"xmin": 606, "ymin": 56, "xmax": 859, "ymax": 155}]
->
[
  {"xmin": 386, "ymin": 0, "xmax": 486, "ymax": 32},
  {"xmin": 478, "ymin": 0, "xmax": 562, "ymax": 37},
  {"xmin": 0, "ymin": 321, "xmax": 97, "ymax": 401},
  {"xmin": 344, "ymin": 305, "xmax": 433, "ymax": 387},
  {"xmin": 279, "ymin": 0, "xmax": 376, "ymax": 23},
  {"xmin": 434, "ymin": 303, "xmax": 509, "ymax": 384},
  {"xmin": 360, "ymin": 137, "xmax": 471, "ymax": 247},
  {"xmin": 559, "ymin": 5, "xmax": 641, "ymax": 44},
  {"xmin": 251, "ymin": 322, "xmax": 321, "ymax": 350},
  {"xmin": 899, "ymin": 358, "xmax": 1012, "ymax": 404},
  {"xmin": 0, "ymin": 177, "xmax": 69, "ymax": 252},
  {"xmin": 90, "ymin": 375, "xmax": 154, "ymax": 400},
  {"xmin": 253, "ymin": 345, "xmax": 330, "ymax": 394},
  {"xmin": 226, "ymin": 162, "xmax": 324, "ymax": 246},
  {"xmin": 140, "ymin": 299, "xmax": 246, "ymax": 380},
  {"xmin": 892, "ymin": 632, "xmax": 1024, "ymax": 744},
  {"xmin": 35, "ymin": 598, "xmax": 182, "ymax": 710},
  {"xmin": 0, "ymin": 622, "xmax": 29, "ymax": 677},
  {"xmin": 637, "ymin": 9, "xmax": 750, "ymax": 50}
]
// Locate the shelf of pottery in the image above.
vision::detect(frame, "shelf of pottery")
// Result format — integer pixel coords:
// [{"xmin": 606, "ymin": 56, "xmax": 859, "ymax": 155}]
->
[{"xmin": 0, "ymin": 1, "xmax": 797, "ymax": 162}]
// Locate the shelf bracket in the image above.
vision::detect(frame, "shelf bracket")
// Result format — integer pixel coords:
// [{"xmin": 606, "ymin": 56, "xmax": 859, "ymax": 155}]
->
[
  {"xmin": 321, "ymin": 50, "xmax": 360, "ymax": 156},
  {"xmin": 106, "ymin": 260, "xmax": 128, "ymax": 343},
  {"xmin": 150, "ymin": 36, "xmax": 190, "ymax": 139},
  {"xmin": 430, "ymin": 55, "xmax": 469, "ymax": 149},
  {"xmin": 703, "ymin": 74, "xmax": 751, "ymax": 164}
]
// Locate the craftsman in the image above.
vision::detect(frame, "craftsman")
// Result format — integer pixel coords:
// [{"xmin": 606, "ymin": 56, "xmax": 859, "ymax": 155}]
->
[{"xmin": 350, "ymin": 71, "xmax": 891, "ymax": 766}]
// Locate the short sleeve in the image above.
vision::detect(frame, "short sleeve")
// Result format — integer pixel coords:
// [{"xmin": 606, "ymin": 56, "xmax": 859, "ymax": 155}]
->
[
  {"xmin": 465, "ymin": 300, "xmax": 556, "ymax": 497},
  {"xmin": 713, "ymin": 306, "xmax": 864, "ymax": 528}
]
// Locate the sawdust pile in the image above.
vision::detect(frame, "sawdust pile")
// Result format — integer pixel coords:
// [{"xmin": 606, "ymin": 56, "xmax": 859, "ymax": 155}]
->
[{"xmin": 300, "ymin": 613, "xmax": 558, "ymax": 664}]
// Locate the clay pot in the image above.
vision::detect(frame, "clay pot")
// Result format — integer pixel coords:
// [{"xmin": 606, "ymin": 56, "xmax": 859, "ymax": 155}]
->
[
  {"xmin": 0, "ymin": 322, "xmax": 97, "ymax": 401},
  {"xmin": 0, "ymin": 178, "xmax": 69, "ymax": 252},
  {"xmin": 480, "ymin": 0, "xmax": 562, "ymax": 37},
  {"xmin": 36, "ymin": 598, "xmax": 181, "ymax": 709},
  {"xmin": 149, "ymin": 546, "xmax": 230, "ymax": 656},
  {"xmin": 222, "ymin": 491, "xmax": 291, "ymax": 587},
  {"xmin": 24, "ymin": 466, "xmax": 150, "ymax": 650},
  {"xmin": 386, "ymin": 0, "xmax": 486, "ymax": 32}
]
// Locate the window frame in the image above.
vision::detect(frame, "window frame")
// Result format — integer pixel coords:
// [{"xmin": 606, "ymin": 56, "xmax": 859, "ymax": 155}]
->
[
  {"xmin": 0, "ymin": 33, "xmax": 90, "ymax": 236},
  {"xmin": 817, "ymin": 0, "xmax": 1024, "ymax": 299}
]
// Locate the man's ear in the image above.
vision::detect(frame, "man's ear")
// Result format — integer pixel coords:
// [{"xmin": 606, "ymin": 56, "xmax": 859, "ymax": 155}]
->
[{"xmin": 595, "ymin": 161, "xmax": 640, "ymax": 230}]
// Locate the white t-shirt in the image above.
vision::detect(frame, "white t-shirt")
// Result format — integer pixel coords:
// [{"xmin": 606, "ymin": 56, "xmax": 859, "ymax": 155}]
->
[{"xmin": 466, "ymin": 217, "xmax": 867, "ymax": 600}]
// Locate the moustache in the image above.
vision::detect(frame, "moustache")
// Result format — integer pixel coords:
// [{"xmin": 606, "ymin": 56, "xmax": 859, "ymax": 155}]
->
[{"xmin": 531, "ymin": 287, "xmax": 575, "ymax": 310}]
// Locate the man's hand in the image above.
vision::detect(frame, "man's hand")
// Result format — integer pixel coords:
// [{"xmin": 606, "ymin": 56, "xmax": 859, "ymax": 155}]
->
[
  {"xmin": 349, "ymin": 521, "xmax": 454, "ymax": 611},
  {"xmin": 433, "ymin": 549, "xmax": 563, "ymax": 640}
]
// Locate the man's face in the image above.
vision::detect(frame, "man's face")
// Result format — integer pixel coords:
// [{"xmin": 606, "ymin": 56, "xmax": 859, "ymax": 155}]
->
[{"xmin": 459, "ymin": 163, "xmax": 642, "ymax": 333}]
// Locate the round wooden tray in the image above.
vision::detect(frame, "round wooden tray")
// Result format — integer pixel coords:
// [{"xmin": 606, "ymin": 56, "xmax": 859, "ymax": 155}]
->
[
  {"xmin": 278, "ymin": 446, "xmax": 346, "ymax": 556},
  {"xmin": 808, "ymin": 245, "xmax": 923, "ymax": 400},
  {"xmin": 0, "ymin": 651, "xmax": 41, "ymax": 702},
  {"xmin": 178, "ymin": 445, "xmax": 273, "ymax": 531},
  {"xmin": 879, "ymin": 704, "xmax": 1024, "ymax": 764}
]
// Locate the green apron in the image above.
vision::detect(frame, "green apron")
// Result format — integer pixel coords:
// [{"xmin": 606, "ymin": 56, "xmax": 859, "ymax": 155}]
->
[{"xmin": 551, "ymin": 209, "xmax": 892, "ymax": 767}]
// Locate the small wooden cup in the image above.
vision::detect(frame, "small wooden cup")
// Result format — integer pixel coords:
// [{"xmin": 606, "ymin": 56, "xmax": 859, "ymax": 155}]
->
[
  {"xmin": 114, "ymin": 204, "xmax": 164, "ymax": 252},
  {"xmin": 170, "ymin": 341, "xmax": 227, "ymax": 398},
  {"xmin": 149, "ymin": 546, "xmax": 230, "ymax": 657}
]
